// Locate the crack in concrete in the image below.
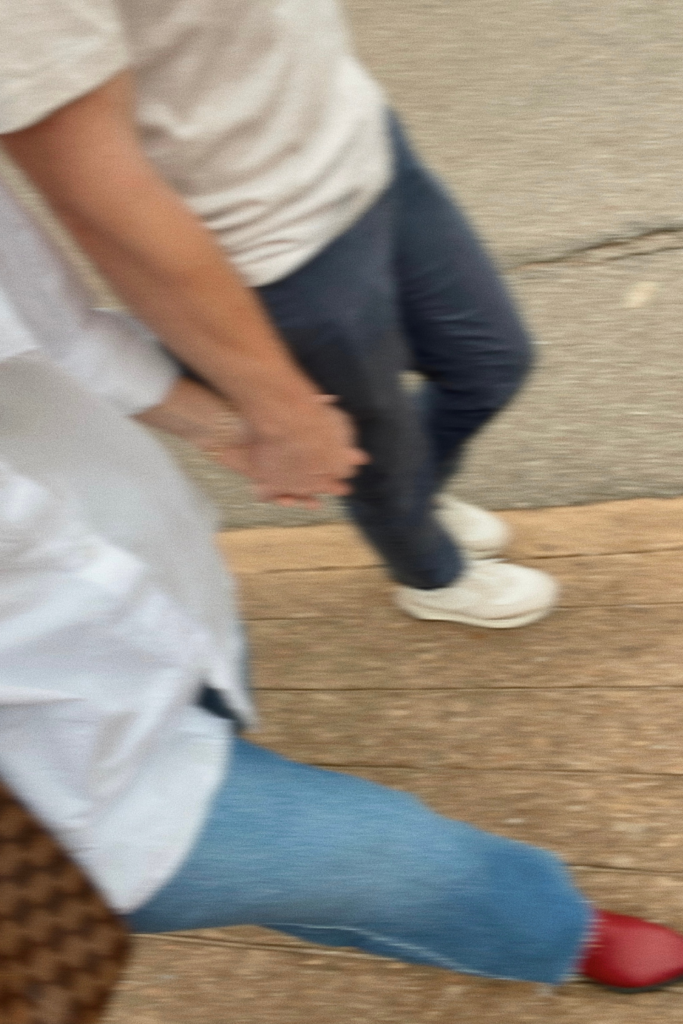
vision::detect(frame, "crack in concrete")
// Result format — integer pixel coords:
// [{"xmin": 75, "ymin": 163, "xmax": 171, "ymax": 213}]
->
[{"xmin": 508, "ymin": 225, "xmax": 683, "ymax": 272}]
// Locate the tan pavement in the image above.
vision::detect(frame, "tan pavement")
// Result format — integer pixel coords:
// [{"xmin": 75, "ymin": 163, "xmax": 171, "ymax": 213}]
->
[{"xmin": 104, "ymin": 496, "xmax": 683, "ymax": 1024}]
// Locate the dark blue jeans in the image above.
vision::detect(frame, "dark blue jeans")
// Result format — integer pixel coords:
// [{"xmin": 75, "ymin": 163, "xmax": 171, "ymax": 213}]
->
[{"xmin": 258, "ymin": 116, "xmax": 533, "ymax": 589}]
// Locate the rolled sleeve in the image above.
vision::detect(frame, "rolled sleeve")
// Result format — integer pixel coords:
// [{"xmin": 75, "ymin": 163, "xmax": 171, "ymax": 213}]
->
[{"xmin": 0, "ymin": 0, "xmax": 130, "ymax": 133}]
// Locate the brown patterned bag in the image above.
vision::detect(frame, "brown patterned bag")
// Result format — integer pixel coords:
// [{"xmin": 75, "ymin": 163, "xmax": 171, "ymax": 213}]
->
[{"xmin": 0, "ymin": 778, "xmax": 130, "ymax": 1024}]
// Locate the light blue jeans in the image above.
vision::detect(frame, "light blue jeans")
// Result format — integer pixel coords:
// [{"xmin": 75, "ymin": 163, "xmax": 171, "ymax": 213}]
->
[{"xmin": 128, "ymin": 739, "xmax": 591, "ymax": 984}]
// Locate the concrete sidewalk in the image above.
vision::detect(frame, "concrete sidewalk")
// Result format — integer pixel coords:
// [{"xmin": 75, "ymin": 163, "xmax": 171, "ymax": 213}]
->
[{"xmin": 105, "ymin": 497, "xmax": 683, "ymax": 1024}]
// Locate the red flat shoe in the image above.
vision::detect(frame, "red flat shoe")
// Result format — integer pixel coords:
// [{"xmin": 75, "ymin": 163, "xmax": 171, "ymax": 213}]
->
[{"xmin": 579, "ymin": 909, "xmax": 683, "ymax": 993}]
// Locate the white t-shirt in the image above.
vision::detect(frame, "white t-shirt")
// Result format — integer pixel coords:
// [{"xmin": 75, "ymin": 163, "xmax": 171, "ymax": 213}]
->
[{"xmin": 0, "ymin": 0, "xmax": 392, "ymax": 286}]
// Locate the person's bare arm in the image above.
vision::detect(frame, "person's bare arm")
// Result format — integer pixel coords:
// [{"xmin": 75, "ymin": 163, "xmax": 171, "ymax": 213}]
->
[{"xmin": 1, "ymin": 71, "xmax": 367, "ymax": 501}]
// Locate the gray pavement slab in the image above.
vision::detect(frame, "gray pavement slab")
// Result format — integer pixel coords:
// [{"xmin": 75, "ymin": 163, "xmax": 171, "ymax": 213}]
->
[
  {"xmin": 453, "ymin": 250, "xmax": 683, "ymax": 509},
  {"xmin": 345, "ymin": 0, "xmax": 683, "ymax": 264}
]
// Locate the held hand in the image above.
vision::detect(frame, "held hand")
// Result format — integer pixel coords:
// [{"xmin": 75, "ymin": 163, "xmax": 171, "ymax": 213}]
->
[
  {"xmin": 136, "ymin": 381, "xmax": 369, "ymax": 506},
  {"xmin": 247, "ymin": 395, "xmax": 369, "ymax": 504}
]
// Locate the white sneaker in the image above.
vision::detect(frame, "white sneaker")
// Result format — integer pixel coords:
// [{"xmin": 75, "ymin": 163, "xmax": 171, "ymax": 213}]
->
[
  {"xmin": 435, "ymin": 495, "xmax": 511, "ymax": 559},
  {"xmin": 395, "ymin": 559, "xmax": 558, "ymax": 628}
]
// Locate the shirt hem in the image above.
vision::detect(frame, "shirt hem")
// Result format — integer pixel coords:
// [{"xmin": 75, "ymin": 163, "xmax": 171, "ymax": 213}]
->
[{"xmin": 221, "ymin": 172, "xmax": 392, "ymax": 287}]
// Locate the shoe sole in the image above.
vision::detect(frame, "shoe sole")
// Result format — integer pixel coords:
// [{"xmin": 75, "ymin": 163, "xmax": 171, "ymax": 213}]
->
[
  {"xmin": 585, "ymin": 971, "xmax": 683, "ymax": 994},
  {"xmin": 394, "ymin": 598, "xmax": 555, "ymax": 629}
]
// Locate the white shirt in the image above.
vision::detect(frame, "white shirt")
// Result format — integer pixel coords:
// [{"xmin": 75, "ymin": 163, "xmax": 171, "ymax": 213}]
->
[
  {"xmin": 0, "ymin": 176, "xmax": 179, "ymax": 416},
  {"xmin": 0, "ymin": 184, "xmax": 253, "ymax": 911},
  {"xmin": 0, "ymin": 0, "xmax": 391, "ymax": 286}
]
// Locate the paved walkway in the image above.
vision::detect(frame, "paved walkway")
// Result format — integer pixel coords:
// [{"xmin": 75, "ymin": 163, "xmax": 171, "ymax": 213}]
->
[{"xmin": 105, "ymin": 497, "xmax": 683, "ymax": 1024}]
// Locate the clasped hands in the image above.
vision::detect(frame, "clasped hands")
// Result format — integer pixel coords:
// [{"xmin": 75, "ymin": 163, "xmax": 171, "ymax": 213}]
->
[{"xmin": 136, "ymin": 377, "xmax": 368, "ymax": 508}]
